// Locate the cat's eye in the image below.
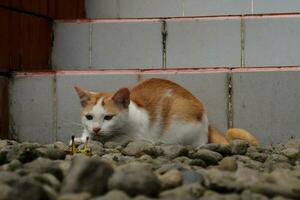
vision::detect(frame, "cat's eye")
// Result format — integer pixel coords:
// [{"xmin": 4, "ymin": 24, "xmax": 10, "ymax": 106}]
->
[
  {"xmin": 86, "ymin": 115, "xmax": 93, "ymax": 120},
  {"xmin": 104, "ymin": 115, "xmax": 114, "ymax": 121}
]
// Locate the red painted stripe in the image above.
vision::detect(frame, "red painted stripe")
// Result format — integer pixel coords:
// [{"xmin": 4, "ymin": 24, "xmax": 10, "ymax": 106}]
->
[
  {"xmin": 13, "ymin": 66, "xmax": 300, "ymax": 77},
  {"xmin": 58, "ymin": 18, "xmax": 162, "ymax": 23},
  {"xmin": 58, "ymin": 13, "xmax": 300, "ymax": 23}
]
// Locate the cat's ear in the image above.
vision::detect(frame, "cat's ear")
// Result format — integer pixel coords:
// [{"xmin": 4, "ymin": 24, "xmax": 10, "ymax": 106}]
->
[
  {"xmin": 112, "ymin": 88, "xmax": 130, "ymax": 108},
  {"xmin": 74, "ymin": 85, "xmax": 90, "ymax": 107}
]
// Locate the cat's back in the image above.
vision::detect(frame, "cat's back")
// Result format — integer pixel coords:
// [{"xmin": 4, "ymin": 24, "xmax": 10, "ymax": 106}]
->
[
  {"xmin": 130, "ymin": 78, "xmax": 205, "ymax": 123},
  {"xmin": 130, "ymin": 78, "xmax": 197, "ymax": 100}
]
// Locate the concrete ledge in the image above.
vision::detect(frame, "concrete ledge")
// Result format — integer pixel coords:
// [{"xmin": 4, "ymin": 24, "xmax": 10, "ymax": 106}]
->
[
  {"xmin": 9, "ymin": 68, "xmax": 300, "ymax": 144},
  {"xmin": 85, "ymin": 0, "xmax": 300, "ymax": 19},
  {"xmin": 53, "ymin": 15, "xmax": 300, "ymax": 70}
]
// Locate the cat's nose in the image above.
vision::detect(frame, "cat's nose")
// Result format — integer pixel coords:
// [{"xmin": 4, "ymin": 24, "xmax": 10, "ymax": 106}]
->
[{"xmin": 93, "ymin": 128, "xmax": 101, "ymax": 134}]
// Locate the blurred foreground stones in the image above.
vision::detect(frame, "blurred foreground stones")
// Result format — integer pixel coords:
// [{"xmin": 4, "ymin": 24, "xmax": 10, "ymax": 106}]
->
[{"xmin": 0, "ymin": 138, "xmax": 299, "ymax": 199}]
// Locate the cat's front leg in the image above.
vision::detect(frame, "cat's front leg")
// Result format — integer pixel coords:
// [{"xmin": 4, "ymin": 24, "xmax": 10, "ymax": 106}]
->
[{"xmin": 69, "ymin": 131, "xmax": 90, "ymax": 146}]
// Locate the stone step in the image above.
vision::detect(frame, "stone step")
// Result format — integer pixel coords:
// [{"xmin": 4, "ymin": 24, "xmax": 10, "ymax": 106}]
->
[
  {"xmin": 9, "ymin": 68, "xmax": 300, "ymax": 145},
  {"xmin": 52, "ymin": 14, "xmax": 300, "ymax": 70},
  {"xmin": 85, "ymin": 0, "xmax": 300, "ymax": 19}
]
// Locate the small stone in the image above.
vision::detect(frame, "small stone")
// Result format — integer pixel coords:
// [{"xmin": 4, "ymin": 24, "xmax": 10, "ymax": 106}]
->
[
  {"xmin": 246, "ymin": 152, "xmax": 268, "ymax": 162},
  {"xmin": 235, "ymin": 167, "xmax": 261, "ymax": 187},
  {"xmin": 3, "ymin": 144, "xmax": 40, "ymax": 163},
  {"xmin": 230, "ymin": 139, "xmax": 249, "ymax": 155},
  {"xmin": 155, "ymin": 163, "xmax": 185, "ymax": 174},
  {"xmin": 108, "ymin": 162, "xmax": 160, "ymax": 197},
  {"xmin": 139, "ymin": 154, "xmax": 153, "ymax": 163},
  {"xmin": 250, "ymin": 182, "xmax": 300, "ymax": 199},
  {"xmin": 158, "ymin": 169, "xmax": 182, "ymax": 190},
  {"xmin": 57, "ymin": 160, "xmax": 71, "ymax": 177},
  {"xmin": 104, "ymin": 141, "xmax": 121, "ymax": 149},
  {"xmin": 285, "ymin": 138, "xmax": 300, "ymax": 150},
  {"xmin": 62, "ymin": 156, "xmax": 114, "ymax": 196},
  {"xmin": 0, "ymin": 183, "xmax": 12, "ymax": 200},
  {"xmin": 101, "ymin": 152, "xmax": 136, "ymax": 165},
  {"xmin": 53, "ymin": 141, "xmax": 70, "ymax": 152},
  {"xmin": 199, "ymin": 144, "xmax": 232, "ymax": 156},
  {"xmin": 0, "ymin": 171, "xmax": 21, "ymax": 186},
  {"xmin": 236, "ymin": 155, "xmax": 264, "ymax": 171},
  {"xmin": 122, "ymin": 141, "xmax": 160, "ymax": 157},
  {"xmin": 161, "ymin": 144, "xmax": 189, "ymax": 159},
  {"xmin": 0, "ymin": 140, "xmax": 17, "ymax": 150},
  {"xmin": 189, "ymin": 159, "xmax": 206, "ymax": 167},
  {"xmin": 282, "ymin": 148, "xmax": 300, "ymax": 159},
  {"xmin": 9, "ymin": 176, "xmax": 57, "ymax": 200},
  {"xmin": 133, "ymin": 195, "xmax": 157, "ymax": 200},
  {"xmin": 2, "ymin": 159, "xmax": 22, "ymax": 171},
  {"xmin": 173, "ymin": 156, "xmax": 191, "ymax": 165},
  {"xmin": 24, "ymin": 158, "xmax": 64, "ymax": 181},
  {"xmin": 272, "ymin": 197, "xmax": 294, "ymax": 200},
  {"xmin": 36, "ymin": 147, "xmax": 66, "ymax": 160},
  {"xmin": 91, "ymin": 190, "xmax": 130, "ymax": 200},
  {"xmin": 217, "ymin": 157, "xmax": 237, "ymax": 171},
  {"xmin": 203, "ymin": 168, "xmax": 242, "ymax": 193},
  {"xmin": 181, "ymin": 169, "xmax": 204, "ymax": 185},
  {"xmin": 267, "ymin": 154, "xmax": 289, "ymax": 163},
  {"xmin": 58, "ymin": 192, "xmax": 91, "ymax": 200},
  {"xmin": 201, "ymin": 192, "xmax": 240, "ymax": 200},
  {"xmin": 0, "ymin": 151, "xmax": 6, "ymax": 165},
  {"xmin": 241, "ymin": 190, "xmax": 269, "ymax": 200},
  {"xmin": 31, "ymin": 173, "xmax": 61, "ymax": 191},
  {"xmin": 192, "ymin": 149, "xmax": 223, "ymax": 165},
  {"xmin": 159, "ymin": 183, "xmax": 204, "ymax": 200}
]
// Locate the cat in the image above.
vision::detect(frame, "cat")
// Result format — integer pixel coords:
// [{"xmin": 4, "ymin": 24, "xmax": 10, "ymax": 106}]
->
[{"xmin": 73, "ymin": 78, "xmax": 257, "ymax": 146}]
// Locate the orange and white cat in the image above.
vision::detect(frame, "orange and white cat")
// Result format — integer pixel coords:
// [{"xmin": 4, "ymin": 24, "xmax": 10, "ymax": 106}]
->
[{"xmin": 74, "ymin": 78, "xmax": 257, "ymax": 146}]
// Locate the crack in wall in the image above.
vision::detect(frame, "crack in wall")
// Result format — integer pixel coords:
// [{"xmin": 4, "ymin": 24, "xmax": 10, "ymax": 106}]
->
[
  {"xmin": 227, "ymin": 72, "xmax": 234, "ymax": 129},
  {"xmin": 241, "ymin": 16, "xmax": 246, "ymax": 67},
  {"xmin": 162, "ymin": 20, "xmax": 168, "ymax": 69}
]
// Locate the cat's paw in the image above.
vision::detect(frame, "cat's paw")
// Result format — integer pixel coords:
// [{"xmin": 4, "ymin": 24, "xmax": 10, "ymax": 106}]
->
[{"xmin": 69, "ymin": 137, "xmax": 86, "ymax": 146}]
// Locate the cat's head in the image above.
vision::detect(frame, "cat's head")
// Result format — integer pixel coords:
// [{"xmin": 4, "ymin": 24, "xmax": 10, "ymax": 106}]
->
[{"xmin": 74, "ymin": 86, "xmax": 130, "ymax": 138}]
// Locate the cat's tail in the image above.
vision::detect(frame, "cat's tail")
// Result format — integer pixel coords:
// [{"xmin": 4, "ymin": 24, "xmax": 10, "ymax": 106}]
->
[{"xmin": 208, "ymin": 125, "xmax": 258, "ymax": 146}]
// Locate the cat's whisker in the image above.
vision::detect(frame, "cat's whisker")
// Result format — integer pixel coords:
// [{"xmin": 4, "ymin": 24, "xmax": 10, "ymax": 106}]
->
[{"xmin": 61, "ymin": 119, "xmax": 84, "ymax": 127}]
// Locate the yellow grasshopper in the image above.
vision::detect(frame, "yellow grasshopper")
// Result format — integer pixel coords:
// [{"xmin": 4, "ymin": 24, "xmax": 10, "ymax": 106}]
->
[{"xmin": 70, "ymin": 135, "xmax": 92, "ymax": 156}]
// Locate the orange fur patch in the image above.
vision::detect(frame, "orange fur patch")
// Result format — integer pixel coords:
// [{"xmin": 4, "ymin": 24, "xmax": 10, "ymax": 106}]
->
[{"xmin": 130, "ymin": 78, "xmax": 205, "ymax": 135}]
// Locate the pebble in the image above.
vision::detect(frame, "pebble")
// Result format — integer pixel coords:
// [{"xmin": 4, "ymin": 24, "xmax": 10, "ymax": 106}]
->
[
  {"xmin": 159, "ymin": 183, "xmax": 204, "ymax": 200},
  {"xmin": 91, "ymin": 190, "xmax": 130, "ymax": 200},
  {"xmin": 282, "ymin": 148, "xmax": 300, "ymax": 159},
  {"xmin": 108, "ymin": 162, "xmax": 160, "ymax": 197},
  {"xmin": 9, "ymin": 176, "xmax": 57, "ymax": 200},
  {"xmin": 0, "ymin": 183, "xmax": 11, "ymax": 200},
  {"xmin": 230, "ymin": 139, "xmax": 249, "ymax": 155},
  {"xmin": 58, "ymin": 192, "xmax": 91, "ymax": 200},
  {"xmin": 62, "ymin": 155, "xmax": 114, "ymax": 196},
  {"xmin": 158, "ymin": 169, "xmax": 182, "ymax": 190},
  {"xmin": 122, "ymin": 141, "xmax": 160, "ymax": 157},
  {"xmin": 24, "ymin": 157, "xmax": 64, "ymax": 181},
  {"xmin": 217, "ymin": 156, "xmax": 237, "ymax": 171},
  {"xmin": 192, "ymin": 149, "xmax": 223, "ymax": 165},
  {"xmin": 189, "ymin": 159, "xmax": 206, "ymax": 167},
  {"xmin": 199, "ymin": 144, "xmax": 232, "ymax": 156},
  {"xmin": 160, "ymin": 144, "xmax": 189, "ymax": 159}
]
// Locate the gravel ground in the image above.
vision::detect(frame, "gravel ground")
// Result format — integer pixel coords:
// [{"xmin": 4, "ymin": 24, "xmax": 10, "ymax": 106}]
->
[{"xmin": 0, "ymin": 138, "xmax": 299, "ymax": 200}]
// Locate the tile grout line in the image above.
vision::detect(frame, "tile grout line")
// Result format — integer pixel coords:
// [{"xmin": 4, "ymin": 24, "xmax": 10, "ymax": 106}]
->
[
  {"xmin": 162, "ymin": 20, "xmax": 168, "ymax": 69},
  {"xmin": 240, "ymin": 16, "xmax": 246, "ymax": 68},
  {"xmin": 89, "ymin": 23, "xmax": 92, "ymax": 69},
  {"xmin": 52, "ymin": 74, "xmax": 58, "ymax": 142},
  {"xmin": 227, "ymin": 71, "xmax": 234, "ymax": 129},
  {"xmin": 117, "ymin": 0, "xmax": 121, "ymax": 18}
]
